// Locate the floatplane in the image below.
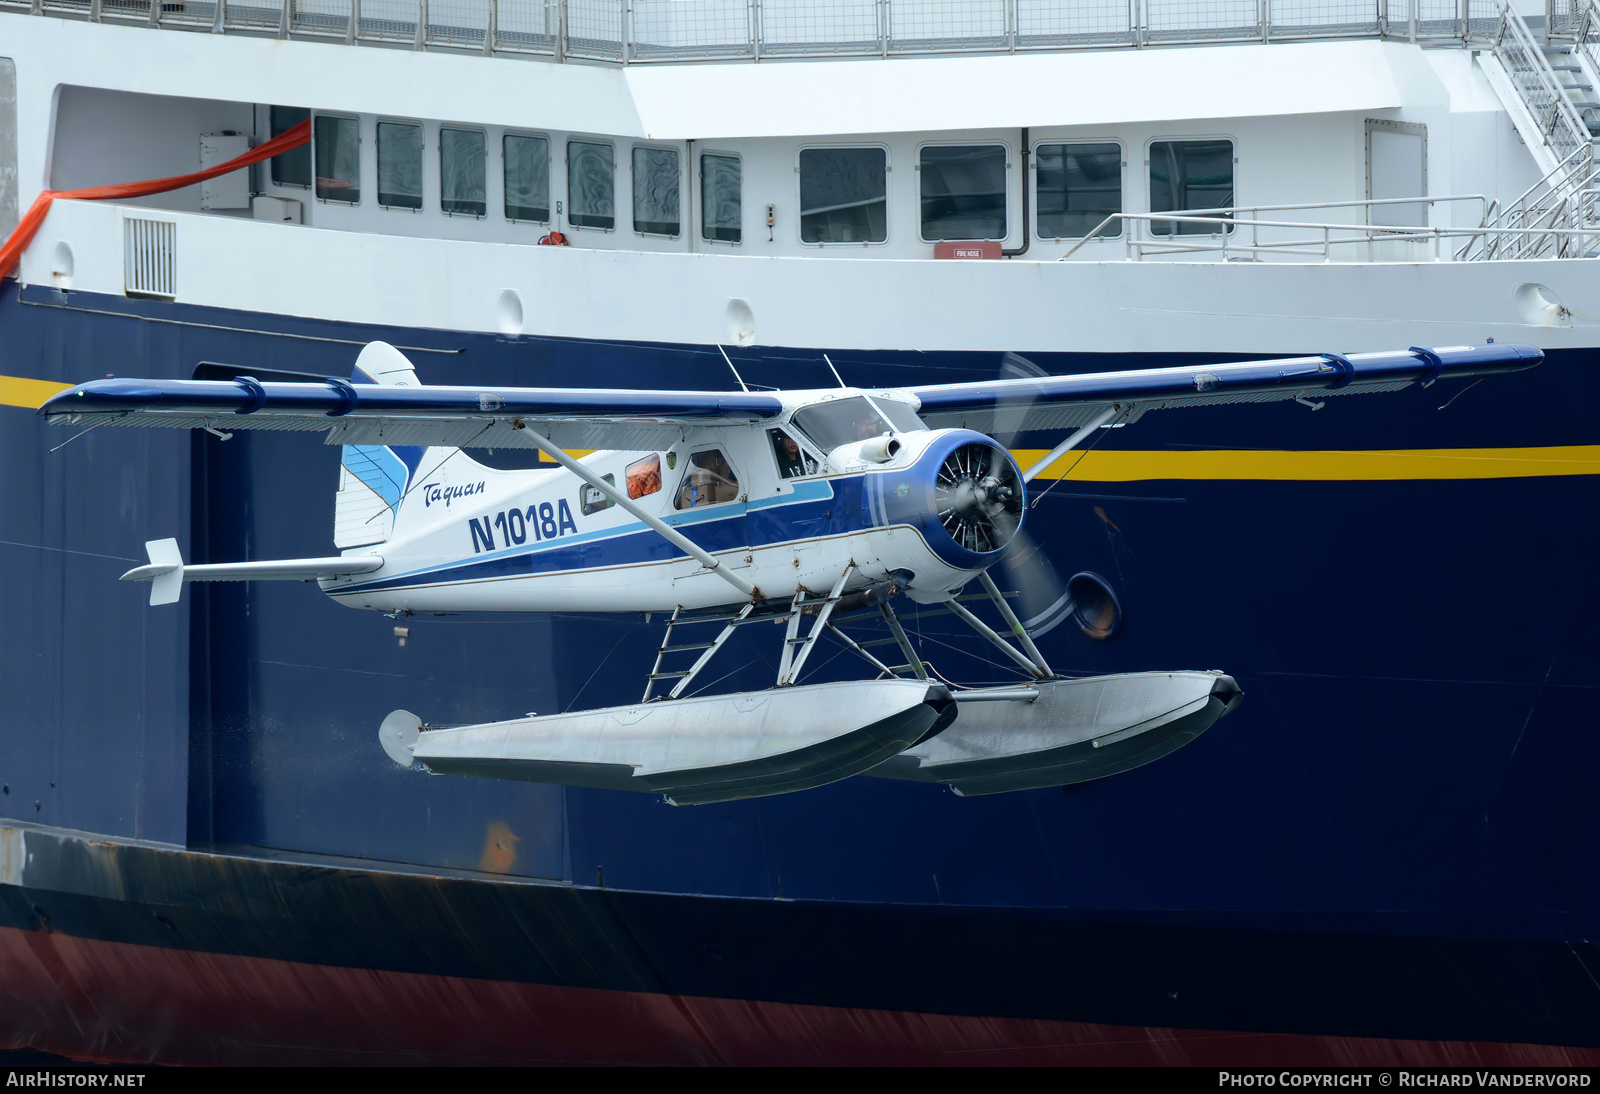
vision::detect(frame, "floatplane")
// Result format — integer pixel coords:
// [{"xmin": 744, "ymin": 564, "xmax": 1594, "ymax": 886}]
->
[{"xmin": 40, "ymin": 340, "xmax": 1540, "ymax": 804}]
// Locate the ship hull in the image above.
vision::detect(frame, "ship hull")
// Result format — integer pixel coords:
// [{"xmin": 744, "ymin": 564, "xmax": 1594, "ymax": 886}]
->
[
  {"xmin": 5, "ymin": 277, "xmax": 1599, "ymax": 1063},
  {"xmin": 2, "ymin": 826, "xmax": 1598, "ymax": 1066}
]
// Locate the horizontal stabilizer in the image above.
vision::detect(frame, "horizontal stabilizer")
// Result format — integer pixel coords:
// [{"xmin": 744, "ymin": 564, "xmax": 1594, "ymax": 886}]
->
[
  {"xmin": 121, "ymin": 539, "xmax": 383, "ymax": 605},
  {"xmin": 869, "ymin": 671, "xmax": 1242, "ymax": 794},
  {"xmin": 401, "ymin": 679, "xmax": 956, "ymax": 806}
]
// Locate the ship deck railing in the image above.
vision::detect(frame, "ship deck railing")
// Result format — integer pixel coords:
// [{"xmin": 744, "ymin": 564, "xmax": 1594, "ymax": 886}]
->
[
  {"xmin": 0, "ymin": 0, "xmax": 1544, "ymax": 65},
  {"xmin": 1059, "ymin": 194, "xmax": 1600, "ymax": 261}
]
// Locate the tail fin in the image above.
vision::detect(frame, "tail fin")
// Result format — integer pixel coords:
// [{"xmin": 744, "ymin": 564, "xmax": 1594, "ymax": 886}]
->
[{"xmin": 334, "ymin": 342, "xmax": 424, "ymax": 548}]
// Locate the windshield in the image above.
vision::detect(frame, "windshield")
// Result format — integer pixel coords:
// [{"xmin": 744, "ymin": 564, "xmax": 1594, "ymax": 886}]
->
[
  {"xmin": 791, "ymin": 397, "xmax": 894, "ymax": 454},
  {"xmin": 869, "ymin": 397, "xmax": 925, "ymax": 434}
]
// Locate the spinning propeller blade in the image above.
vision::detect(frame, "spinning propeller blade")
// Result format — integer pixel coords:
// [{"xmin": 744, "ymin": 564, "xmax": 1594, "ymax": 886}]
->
[
  {"xmin": 989, "ymin": 352, "xmax": 1050, "ymax": 453},
  {"xmin": 998, "ymin": 531, "xmax": 1074, "ymax": 638},
  {"xmin": 983, "ymin": 352, "xmax": 1076, "ymax": 638}
]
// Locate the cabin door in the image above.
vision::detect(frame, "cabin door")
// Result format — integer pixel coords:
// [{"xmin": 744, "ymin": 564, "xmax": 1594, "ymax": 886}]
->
[{"xmin": 668, "ymin": 444, "xmax": 752, "ymax": 593}]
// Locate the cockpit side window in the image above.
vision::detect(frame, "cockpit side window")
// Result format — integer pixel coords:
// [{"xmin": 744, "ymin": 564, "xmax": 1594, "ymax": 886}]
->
[
  {"xmin": 674, "ymin": 448, "xmax": 740, "ymax": 510},
  {"xmin": 768, "ymin": 428, "xmax": 820, "ymax": 479}
]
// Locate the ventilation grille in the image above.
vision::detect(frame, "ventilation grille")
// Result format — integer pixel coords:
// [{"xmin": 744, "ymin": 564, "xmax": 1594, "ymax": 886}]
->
[{"xmin": 124, "ymin": 217, "xmax": 175, "ymax": 298}]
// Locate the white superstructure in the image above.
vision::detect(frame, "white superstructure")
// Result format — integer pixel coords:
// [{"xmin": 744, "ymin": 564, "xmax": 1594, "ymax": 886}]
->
[{"xmin": 4, "ymin": 0, "xmax": 1600, "ymax": 355}]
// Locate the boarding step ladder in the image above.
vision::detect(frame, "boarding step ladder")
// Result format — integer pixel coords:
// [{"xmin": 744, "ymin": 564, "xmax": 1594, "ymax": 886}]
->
[
  {"xmin": 642, "ymin": 603, "xmax": 756, "ymax": 702},
  {"xmin": 643, "ymin": 571, "xmax": 861, "ymax": 700}
]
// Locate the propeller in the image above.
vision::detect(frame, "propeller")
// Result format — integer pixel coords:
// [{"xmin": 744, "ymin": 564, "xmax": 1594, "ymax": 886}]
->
[
  {"xmin": 933, "ymin": 441, "xmax": 1023, "ymax": 554},
  {"xmin": 984, "ymin": 352, "xmax": 1098, "ymax": 640}
]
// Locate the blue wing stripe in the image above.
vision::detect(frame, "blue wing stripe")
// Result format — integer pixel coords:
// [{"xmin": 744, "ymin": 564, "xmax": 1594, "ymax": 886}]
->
[
  {"xmin": 41, "ymin": 379, "xmax": 786, "ymax": 421},
  {"xmin": 908, "ymin": 343, "xmax": 1543, "ymax": 414}
]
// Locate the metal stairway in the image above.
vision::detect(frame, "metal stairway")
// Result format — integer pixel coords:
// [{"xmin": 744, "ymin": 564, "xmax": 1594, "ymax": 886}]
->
[{"xmin": 1464, "ymin": 0, "xmax": 1600, "ymax": 258}]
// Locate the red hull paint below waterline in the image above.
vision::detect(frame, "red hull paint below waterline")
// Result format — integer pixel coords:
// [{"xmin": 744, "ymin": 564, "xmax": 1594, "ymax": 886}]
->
[{"xmin": 1, "ymin": 926, "xmax": 1596, "ymax": 1067}]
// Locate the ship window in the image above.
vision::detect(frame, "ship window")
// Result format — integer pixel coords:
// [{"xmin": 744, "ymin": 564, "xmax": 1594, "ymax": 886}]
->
[
  {"xmin": 1149, "ymin": 139, "xmax": 1234, "ymax": 236},
  {"xmin": 674, "ymin": 449, "xmax": 740, "ymax": 510},
  {"xmin": 377, "ymin": 121, "xmax": 422, "ymax": 211},
  {"xmin": 799, "ymin": 147, "xmax": 887, "ymax": 244},
  {"xmin": 269, "ymin": 106, "xmax": 311, "ymax": 189},
  {"xmin": 632, "ymin": 146, "xmax": 680, "ymax": 237},
  {"xmin": 1037, "ymin": 142, "xmax": 1122, "ymax": 239},
  {"xmin": 441, "ymin": 127, "xmax": 487, "ymax": 218},
  {"xmin": 701, "ymin": 153, "xmax": 741, "ymax": 244},
  {"xmin": 313, "ymin": 114, "xmax": 360, "ymax": 204},
  {"xmin": 919, "ymin": 144, "xmax": 1007, "ymax": 242},
  {"xmin": 568, "ymin": 140, "xmax": 615, "ymax": 230},
  {"xmin": 504, "ymin": 134, "xmax": 550, "ymax": 223}
]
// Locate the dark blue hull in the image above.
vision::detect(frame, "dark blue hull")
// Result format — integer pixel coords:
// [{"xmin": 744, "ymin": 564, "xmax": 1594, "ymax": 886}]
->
[{"xmin": 4, "ymin": 279, "xmax": 1598, "ymax": 1062}]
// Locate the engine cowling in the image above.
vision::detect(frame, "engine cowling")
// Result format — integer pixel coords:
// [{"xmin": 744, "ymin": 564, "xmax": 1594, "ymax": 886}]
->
[{"xmin": 868, "ymin": 430, "xmax": 1027, "ymax": 573}]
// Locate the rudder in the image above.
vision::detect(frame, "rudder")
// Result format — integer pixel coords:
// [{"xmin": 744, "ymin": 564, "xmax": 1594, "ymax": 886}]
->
[{"xmin": 334, "ymin": 342, "xmax": 424, "ymax": 548}]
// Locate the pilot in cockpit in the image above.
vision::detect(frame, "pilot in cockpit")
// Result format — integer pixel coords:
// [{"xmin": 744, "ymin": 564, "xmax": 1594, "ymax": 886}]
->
[{"xmin": 770, "ymin": 430, "xmax": 818, "ymax": 479}]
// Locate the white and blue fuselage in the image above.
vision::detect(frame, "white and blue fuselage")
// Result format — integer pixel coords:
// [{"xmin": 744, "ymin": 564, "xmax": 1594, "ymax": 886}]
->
[{"xmin": 320, "ymin": 418, "xmax": 1023, "ymax": 615}]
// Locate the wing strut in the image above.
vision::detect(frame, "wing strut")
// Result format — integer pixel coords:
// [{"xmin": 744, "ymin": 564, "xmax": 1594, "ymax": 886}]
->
[
  {"xmin": 1021, "ymin": 405, "xmax": 1119, "ymax": 482},
  {"xmin": 976, "ymin": 570, "xmax": 1053, "ymax": 677},
  {"xmin": 942, "ymin": 594, "xmax": 1052, "ymax": 680},
  {"xmin": 511, "ymin": 423, "xmax": 758, "ymax": 600}
]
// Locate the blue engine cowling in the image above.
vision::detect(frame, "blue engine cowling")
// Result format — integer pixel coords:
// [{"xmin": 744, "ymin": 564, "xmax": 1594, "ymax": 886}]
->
[{"xmin": 865, "ymin": 430, "xmax": 1028, "ymax": 572}]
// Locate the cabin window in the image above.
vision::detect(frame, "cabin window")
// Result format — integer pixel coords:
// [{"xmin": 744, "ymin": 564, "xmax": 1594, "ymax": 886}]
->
[
  {"xmin": 568, "ymin": 140, "xmax": 615, "ymax": 230},
  {"xmin": 313, "ymin": 114, "xmax": 360, "ymax": 204},
  {"xmin": 675, "ymin": 449, "xmax": 740, "ymax": 510},
  {"xmin": 1036, "ymin": 142, "xmax": 1122, "ymax": 239},
  {"xmin": 632, "ymin": 146, "xmax": 680, "ymax": 237},
  {"xmin": 269, "ymin": 106, "xmax": 311, "ymax": 189},
  {"xmin": 376, "ymin": 121, "xmax": 422, "ymax": 211},
  {"xmin": 919, "ymin": 144, "xmax": 1007, "ymax": 242},
  {"xmin": 504, "ymin": 134, "xmax": 550, "ymax": 223},
  {"xmin": 579, "ymin": 474, "xmax": 616, "ymax": 516},
  {"xmin": 441, "ymin": 127, "xmax": 487, "ymax": 218},
  {"xmin": 701, "ymin": 153, "xmax": 742, "ymax": 244},
  {"xmin": 799, "ymin": 147, "xmax": 887, "ymax": 244},
  {"xmin": 1149, "ymin": 138, "xmax": 1234, "ymax": 235},
  {"xmin": 769, "ymin": 429, "xmax": 819, "ymax": 480},
  {"xmin": 626, "ymin": 455, "xmax": 661, "ymax": 500}
]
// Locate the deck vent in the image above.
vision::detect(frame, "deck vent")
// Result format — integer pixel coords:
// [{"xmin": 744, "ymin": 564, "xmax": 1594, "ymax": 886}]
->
[{"xmin": 123, "ymin": 217, "xmax": 175, "ymax": 298}]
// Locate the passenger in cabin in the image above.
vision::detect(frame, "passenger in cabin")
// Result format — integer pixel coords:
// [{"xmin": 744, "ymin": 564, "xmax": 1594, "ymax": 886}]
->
[{"xmin": 770, "ymin": 430, "xmax": 817, "ymax": 479}]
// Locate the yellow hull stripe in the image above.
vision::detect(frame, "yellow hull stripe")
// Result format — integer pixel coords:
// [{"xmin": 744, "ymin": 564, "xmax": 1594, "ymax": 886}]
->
[
  {"xmin": 1016, "ymin": 446, "xmax": 1600, "ymax": 481},
  {"xmin": 0, "ymin": 375, "xmax": 71, "ymax": 410},
  {"xmin": 5, "ymin": 374, "xmax": 1597, "ymax": 481}
]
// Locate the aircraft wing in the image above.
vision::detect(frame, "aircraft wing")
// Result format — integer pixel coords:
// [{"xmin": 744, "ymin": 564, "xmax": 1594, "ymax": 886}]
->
[
  {"xmin": 907, "ymin": 343, "xmax": 1543, "ymax": 434},
  {"xmin": 37, "ymin": 375, "xmax": 786, "ymax": 450}
]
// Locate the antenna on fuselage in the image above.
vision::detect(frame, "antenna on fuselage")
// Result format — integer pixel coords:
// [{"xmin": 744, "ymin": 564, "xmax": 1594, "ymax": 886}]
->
[
  {"xmin": 716, "ymin": 345, "xmax": 751, "ymax": 393},
  {"xmin": 823, "ymin": 353, "xmax": 847, "ymax": 389}
]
